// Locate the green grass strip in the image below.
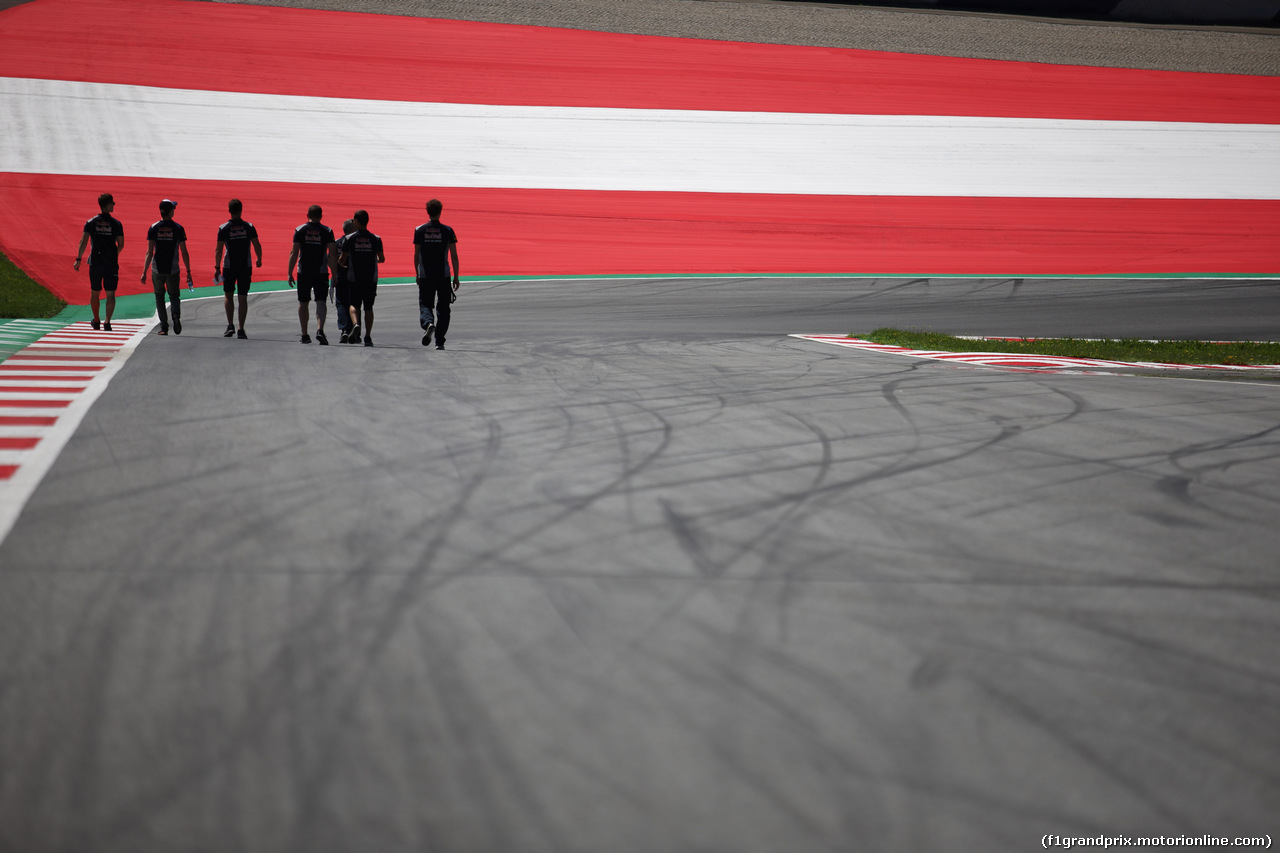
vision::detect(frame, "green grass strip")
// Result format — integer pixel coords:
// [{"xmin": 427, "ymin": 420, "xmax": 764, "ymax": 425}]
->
[
  {"xmin": 0, "ymin": 249, "xmax": 66, "ymax": 319},
  {"xmin": 859, "ymin": 328, "xmax": 1280, "ymax": 367}
]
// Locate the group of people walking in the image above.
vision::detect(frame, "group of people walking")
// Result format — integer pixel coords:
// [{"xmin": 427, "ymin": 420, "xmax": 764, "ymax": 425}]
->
[{"xmin": 74, "ymin": 194, "xmax": 461, "ymax": 348}]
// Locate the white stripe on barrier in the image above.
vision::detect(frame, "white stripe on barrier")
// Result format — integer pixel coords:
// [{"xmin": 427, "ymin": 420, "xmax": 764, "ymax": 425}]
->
[{"xmin": 2, "ymin": 78, "xmax": 1277, "ymax": 199}]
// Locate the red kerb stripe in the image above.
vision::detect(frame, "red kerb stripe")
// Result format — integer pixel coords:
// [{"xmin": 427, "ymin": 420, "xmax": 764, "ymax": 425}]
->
[
  {"xmin": 0, "ymin": 416, "xmax": 58, "ymax": 426},
  {"xmin": 0, "ymin": 386, "xmax": 88, "ymax": 394},
  {"xmin": 0, "ymin": 364, "xmax": 105, "ymax": 372},
  {"xmin": 5, "ymin": 355, "xmax": 112, "ymax": 362},
  {"xmin": 0, "ymin": 400, "xmax": 73, "ymax": 408}
]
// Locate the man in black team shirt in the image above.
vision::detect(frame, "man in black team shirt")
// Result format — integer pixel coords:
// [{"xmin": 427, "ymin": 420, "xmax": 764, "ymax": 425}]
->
[
  {"xmin": 338, "ymin": 209, "xmax": 384, "ymax": 347},
  {"xmin": 141, "ymin": 199, "xmax": 193, "ymax": 336},
  {"xmin": 412, "ymin": 198, "xmax": 461, "ymax": 350},
  {"xmin": 333, "ymin": 218, "xmax": 357, "ymax": 343},
  {"xmin": 215, "ymin": 198, "xmax": 263, "ymax": 340},
  {"xmin": 74, "ymin": 192, "xmax": 124, "ymax": 331},
  {"xmin": 287, "ymin": 204, "xmax": 336, "ymax": 345}
]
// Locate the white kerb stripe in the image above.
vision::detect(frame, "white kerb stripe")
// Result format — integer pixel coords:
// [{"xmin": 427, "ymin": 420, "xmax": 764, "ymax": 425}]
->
[
  {"xmin": 0, "ymin": 319, "xmax": 158, "ymax": 547},
  {"xmin": 2, "ymin": 77, "xmax": 1278, "ymax": 199}
]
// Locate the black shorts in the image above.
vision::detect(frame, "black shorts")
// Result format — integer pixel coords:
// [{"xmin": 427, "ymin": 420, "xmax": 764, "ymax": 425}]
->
[
  {"xmin": 296, "ymin": 272, "xmax": 329, "ymax": 304},
  {"xmin": 222, "ymin": 267, "xmax": 252, "ymax": 296},
  {"xmin": 350, "ymin": 279, "xmax": 377, "ymax": 311},
  {"xmin": 89, "ymin": 265, "xmax": 119, "ymax": 292}
]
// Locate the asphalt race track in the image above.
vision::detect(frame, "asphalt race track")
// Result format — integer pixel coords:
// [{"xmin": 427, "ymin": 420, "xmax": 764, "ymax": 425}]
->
[
  {"xmin": 2, "ymin": 276, "xmax": 1279, "ymax": 852},
  {"xmin": 2, "ymin": 1, "xmax": 1280, "ymax": 851}
]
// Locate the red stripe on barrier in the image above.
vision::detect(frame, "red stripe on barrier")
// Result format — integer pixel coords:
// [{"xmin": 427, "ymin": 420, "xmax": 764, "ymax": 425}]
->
[
  {"xmin": 2, "ymin": 0, "xmax": 1275, "ymax": 123},
  {"xmin": 0, "ymin": 437, "xmax": 40, "ymax": 450},
  {"xmin": 3, "ymin": 174, "xmax": 1276, "ymax": 302},
  {"xmin": 0, "ymin": 465, "xmax": 17, "ymax": 480}
]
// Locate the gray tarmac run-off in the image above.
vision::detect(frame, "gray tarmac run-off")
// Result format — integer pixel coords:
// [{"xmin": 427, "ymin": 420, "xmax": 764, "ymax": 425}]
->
[
  {"xmin": 208, "ymin": 0, "xmax": 1280, "ymax": 74},
  {"xmin": 1, "ymin": 275, "xmax": 1278, "ymax": 852}
]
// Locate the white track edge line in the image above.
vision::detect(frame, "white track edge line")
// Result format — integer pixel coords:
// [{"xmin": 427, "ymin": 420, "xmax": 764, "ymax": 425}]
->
[{"xmin": 0, "ymin": 317, "xmax": 160, "ymax": 547}]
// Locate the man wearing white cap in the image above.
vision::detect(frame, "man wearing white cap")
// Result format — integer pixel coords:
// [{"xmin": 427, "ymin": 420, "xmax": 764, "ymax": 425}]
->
[{"xmin": 142, "ymin": 199, "xmax": 192, "ymax": 336}]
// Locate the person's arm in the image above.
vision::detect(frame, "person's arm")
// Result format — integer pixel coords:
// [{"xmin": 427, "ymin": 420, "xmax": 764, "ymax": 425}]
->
[
  {"xmin": 327, "ymin": 244, "xmax": 339, "ymax": 300},
  {"xmin": 449, "ymin": 243, "xmax": 460, "ymax": 289},
  {"xmin": 179, "ymin": 241, "xmax": 192, "ymax": 284},
  {"xmin": 287, "ymin": 244, "xmax": 299, "ymax": 287},
  {"xmin": 141, "ymin": 239, "xmax": 155, "ymax": 284},
  {"xmin": 115, "ymin": 231, "xmax": 125, "ymax": 255},
  {"xmin": 74, "ymin": 233, "xmax": 89, "ymax": 270},
  {"xmin": 214, "ymin": 240, "xmax": 225, "ymax": 275},
  {"xmin": 412, "ymin": 244, "xmax": 421, "ymax": 278},
  {"xmin": 252, "ymin": 235, "xmax": 263, "ymax": 268}
]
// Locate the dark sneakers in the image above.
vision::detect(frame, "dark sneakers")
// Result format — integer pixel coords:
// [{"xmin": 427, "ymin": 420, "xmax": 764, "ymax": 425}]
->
[
  {"xmin": 91, "ymin": 319, "xmax": 100, "ymax": 330},
  {"xmin": 300, "ymin": 334, "xmax": 311, "ymax": 344},
  {"xmin": 339, "ymin": 329, "xmax": 350, "ymax": 344},
  {"xmin": 422, "ymin": 323, "xmax": 434, "ymax": 347},
  {"xmin": 363, "ymin": 335, "xmax": 373, "ymax": 347},
  {"xmin": 103, "ymin": 322, "xmax": 113, "ymax": 332},
  {"xmin": 223, "ymin": 325, "xmax": 235, "ymax": 337},
  {"xmin": 237, "ymin": 329, "xmax": 248, "ymax": 340},
  {"xmin": 173, "ymin": 318, "xmax": 182, "ymax": 335},
  {"xmin": 436, "ymin": 343, "xmax": 444, "ymax": 350},
  {"xmin": 316, "ymin": 331, "xmax": 329, "ymax": 346},
  {"xmin": 349, "ymin": 324, "xmax": 361, "ymax": 344}
]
